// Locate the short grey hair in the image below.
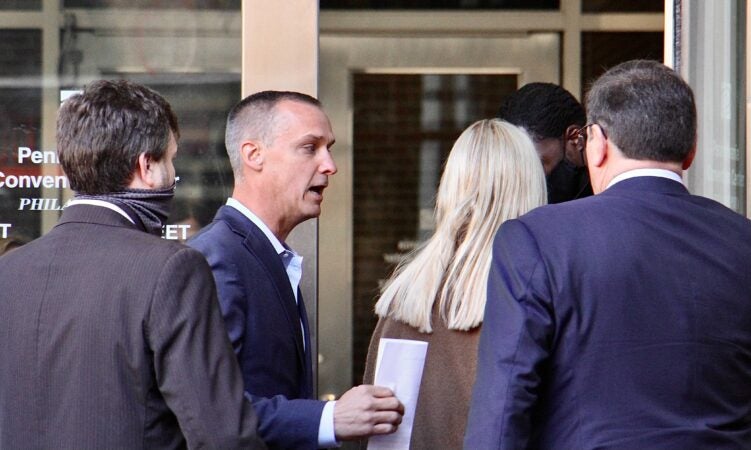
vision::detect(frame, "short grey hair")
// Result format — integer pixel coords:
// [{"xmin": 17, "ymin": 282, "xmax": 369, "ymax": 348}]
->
[
  {"xmin": 224, "ymin": 91, "xmax": 321, "ymax": 179},
  {"xmin": 585, "ymin": 59, "xmax": 696, "ymax": 162}
]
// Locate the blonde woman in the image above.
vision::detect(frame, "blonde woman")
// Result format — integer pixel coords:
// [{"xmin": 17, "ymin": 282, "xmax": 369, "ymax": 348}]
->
[{"xmin": 363, "ymin": 118, "xmax": 546, "ymax": 450}]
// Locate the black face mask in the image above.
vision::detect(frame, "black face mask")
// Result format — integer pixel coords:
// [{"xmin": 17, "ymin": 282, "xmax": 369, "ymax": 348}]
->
[
  {"xmin": 546, "ymin": 158, "xmax": 591, "ymax": 204},
  {"xmin": 75, "ymin": 183, "xmax": 176, "ymax": 235}
]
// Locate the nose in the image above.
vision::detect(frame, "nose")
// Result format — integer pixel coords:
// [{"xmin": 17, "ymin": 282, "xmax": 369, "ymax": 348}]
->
[{"xmin": 319, "ymin": 151, "xmax": 337, "ymax": 175}]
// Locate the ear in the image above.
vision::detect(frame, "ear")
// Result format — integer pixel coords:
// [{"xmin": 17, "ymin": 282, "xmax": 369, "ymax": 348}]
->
[
  {"xmin": 129, "ymin": 153, "xmax": 156, "ymax": 189},
  {"xmin": 240, "ymin": 140, "xmax": 264, "ymax": 173},
  {"xmin": 564, "ymin": 124, "xmax": 580, "ymax": 144},
  {"xmin": 564, "ymin": 124, "xmax": 584, "ymax": 166},
  {"xmin": 587, "ymin": 125, "xmax": 608, "ymax": 169},
  {"xmin": 682, "ymin": 145, "xmax": 697, "ymax": 170}
]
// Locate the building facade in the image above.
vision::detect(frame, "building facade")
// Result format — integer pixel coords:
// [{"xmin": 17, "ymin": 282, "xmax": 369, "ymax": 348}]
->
[{"xmin": 0, "ymin": 0, "xmax": 745, "ymax": 401}]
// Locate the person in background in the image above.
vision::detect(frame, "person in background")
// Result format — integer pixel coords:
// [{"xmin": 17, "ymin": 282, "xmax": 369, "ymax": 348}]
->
[
  {"xmin": 362, "ymin": 119, "xmax": 546, "ymax": 450},
  {"xmin": 498, "ymin": 82, "xmax": 593, "ymax": 203},
  {"xmin": 0, "ymin": 79, "xmax": 265, "ymax": 449},
  {"xmin": 465, "ymin": 60, "xmax": 751, "ymax": 449},
  {"xmin": 189, "ymin": 90, "xmax": 404, "ymax": 450}
]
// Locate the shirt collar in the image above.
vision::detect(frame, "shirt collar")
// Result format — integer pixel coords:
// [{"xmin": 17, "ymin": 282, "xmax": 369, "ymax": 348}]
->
[
  {"xmin": 65, "ymin": 198, "xmax": 135, "ymax": 224},
  {"xmin": 226, "ymin": 197, "xmax": 289, "ymax": 256},
  {"xmin": 606, "ymin": 168, "xmax": 684, "ymax": 190}
]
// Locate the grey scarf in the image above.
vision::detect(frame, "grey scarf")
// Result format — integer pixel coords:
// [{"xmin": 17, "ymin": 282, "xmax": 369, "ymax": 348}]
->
[{"xmin": 75, "ymin": 183, "xmax": 175, "ymax": 236}]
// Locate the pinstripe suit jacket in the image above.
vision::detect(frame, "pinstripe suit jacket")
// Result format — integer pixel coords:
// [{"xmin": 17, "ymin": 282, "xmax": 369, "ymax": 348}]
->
[{"xmin": 0, "ymin": 204, "xmax": 265, "ymax": 450}]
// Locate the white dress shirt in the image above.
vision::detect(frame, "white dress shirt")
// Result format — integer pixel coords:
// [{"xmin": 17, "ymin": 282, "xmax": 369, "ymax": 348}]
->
[
  {"xmin": 606, "ymin": 168, "xmax": 684, "ymax": 190},
  {"xmin": 64, "ymin": 198, "xmax": 134, "ymax": 223}
]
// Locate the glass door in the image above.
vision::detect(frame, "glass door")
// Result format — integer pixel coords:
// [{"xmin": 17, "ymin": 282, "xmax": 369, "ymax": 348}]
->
[
  {"xmin": 317, "ymin": 33, "xmax": 560, "ymax": 399},
  {"xmin": 0, "ymin": 4, "xmax": 241, "ymax": 251}
]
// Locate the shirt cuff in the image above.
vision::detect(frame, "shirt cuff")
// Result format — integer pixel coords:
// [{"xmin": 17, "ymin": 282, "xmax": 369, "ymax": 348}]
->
[{"xmin": 317, "ymin": 400, "xmax": 339, "ymax": 448}]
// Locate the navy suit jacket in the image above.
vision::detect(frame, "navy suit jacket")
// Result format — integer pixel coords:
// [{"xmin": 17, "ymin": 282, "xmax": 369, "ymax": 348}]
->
[
  {"xmin": 189, "ymin": 205, "xmax": 324, "ymax": 450},
  {"xmin": 465, "ymin": 176, "xmax": 751, "ymax": 449}
]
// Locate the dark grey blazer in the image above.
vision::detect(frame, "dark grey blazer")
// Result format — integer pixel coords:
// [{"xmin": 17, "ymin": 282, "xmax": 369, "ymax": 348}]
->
[{"xmin": 0, "ymin": 204, "xmax": 265, "ymax": 450}]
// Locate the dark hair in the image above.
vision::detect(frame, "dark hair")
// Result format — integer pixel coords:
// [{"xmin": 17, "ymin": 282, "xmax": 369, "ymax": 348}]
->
[
  {"xmin": 224, "ymin": 91, "xmax": 321, "ymax": 176},
  {"xmin": 497, "ymin": 82, "xmax": 585, "ymax": 140},
  {"xmin": 57, "ymin": 79, "xmax": 179, "ymax": 194},
  {"xmin": 585, "ymin": 59, "xmax": 697, "ymax": 162}
]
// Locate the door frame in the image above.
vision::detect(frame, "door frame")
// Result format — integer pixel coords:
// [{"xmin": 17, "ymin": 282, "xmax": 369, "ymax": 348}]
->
[{"xmin": 317, "ymin": 32, "xmax": 561, "ymax": 398}]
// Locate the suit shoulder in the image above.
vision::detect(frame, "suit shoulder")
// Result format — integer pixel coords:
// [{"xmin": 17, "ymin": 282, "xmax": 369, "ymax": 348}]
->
[
  {"xmin": 519, "ymin": 195, "xmax": 606, "ymax": 225},
  {"xmin": 119, "ymin": 236, "xmax": 213, "ymax": 281},
  {"xmin": 125, "ymin": 230, "xmax": 194, "ymax": 258},
  {"xmin": 692, "ymin": 194, "xmax": 751, "ymax": 227},
  {"xmin": 187, "ymin": 219, "xmax": 269, "ymax": 273},
  {"xmin": 189, "ymin": 219, "xmax": 241, "ymax": 253}
]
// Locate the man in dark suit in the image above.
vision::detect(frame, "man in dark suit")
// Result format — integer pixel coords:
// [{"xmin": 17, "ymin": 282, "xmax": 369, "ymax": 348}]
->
[
  {"xmin": 0, "ymin": 80, "xmax": 265, "ymax": 449},
  {"xmin": 465, "ymin": 60, "xmax": 751, "ymax": 449},
  {"xmin": 189, "ymin": 91, "xmax": 403, "ymax": 450},
  {"xmin": 498, "ymin": 82, "xmax": 593, "ymax": 203}
]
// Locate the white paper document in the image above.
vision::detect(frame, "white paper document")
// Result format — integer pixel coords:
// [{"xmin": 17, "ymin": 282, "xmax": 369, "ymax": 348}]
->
[{"xmin": 368, "ymin": 338, "xmax": 429, "ymax": 450}]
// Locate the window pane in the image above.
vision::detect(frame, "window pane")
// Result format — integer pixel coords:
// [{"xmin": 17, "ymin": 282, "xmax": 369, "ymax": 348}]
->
[
  {"xmin": 0, "ymin": 1, "xmax": 41, "ymax": 10},
  {"xmin": 111, "ymin": 73, "xmax": 240, "ymax": 241},
  {"xmin": 0, "ymin": 29, "xmax": 42, "ymax": 249},
  {"xmin": 62, "ymin": 0, "xmax": 240, "ymax": 10},
  {"xmin": 351, "ymin": 73, "xmax": 517, "ymax": 384},
  {"xmin": 0, "ymin": 9, "xmax": 240, "ymax": 253},
  {"xmin": 583, "ymin": 0, "xmax": 662, "ymax": 13},
  {"xmin": 581, "ymin": 32, "xmax": 664, "ymax": 98},
  {"xmin": 321, "ymin": 0, "xmax": 559, "ymax": 10},
  {"xmin": 681, "ymin": 0, "xmax": 745, "ymax": 214}
]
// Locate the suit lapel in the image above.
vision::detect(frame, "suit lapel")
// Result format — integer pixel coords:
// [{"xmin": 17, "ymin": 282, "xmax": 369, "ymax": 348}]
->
[
  {"xmin": 296, "ymin": 288, "xmax": 314, "ymax": 399},
  {"xmin": 216, "ymin": 206, "xmax": 307, "ymax": 374}
]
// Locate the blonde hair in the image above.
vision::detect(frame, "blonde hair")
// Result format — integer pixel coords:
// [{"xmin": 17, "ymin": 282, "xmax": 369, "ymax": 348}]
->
[{"xmin": 374, "ymin": 119, "xmax": 546, "ymax": 332}]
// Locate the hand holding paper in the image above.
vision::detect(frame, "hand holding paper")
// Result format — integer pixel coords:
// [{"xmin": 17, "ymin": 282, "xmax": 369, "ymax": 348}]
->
[
  {"xmin": 333, "ymin": 385, "xmax": 404, "ymax": 440},
  {"xmin": 368, "ymin": 338, "xmax": 429, "ymax": 450}
]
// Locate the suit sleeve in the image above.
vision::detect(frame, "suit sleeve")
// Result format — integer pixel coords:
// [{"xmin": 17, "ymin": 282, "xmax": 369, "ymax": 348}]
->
[
  {"xmin": 198, "ymin": 243, "xmax": 248, "ymax": 356},
  {"xmin": 464, "ymin": 219, "xmax": 555, "ymax": 450},
  {"xmin": 146, "ymin": 247, "xmax": 266, "ymax": 450},
  {"xmin": 248, "ymin": 393, "xmax": 326, "ymax": 450}
]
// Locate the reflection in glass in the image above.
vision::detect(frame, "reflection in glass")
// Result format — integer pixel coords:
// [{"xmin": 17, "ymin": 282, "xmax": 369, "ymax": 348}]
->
[
  {"xmin": 681, "ymin": 0, "xmax": 745, "ymax": 214},
  {"xmin": 114, "ymin": 73, "xmax": 240, "ymax": 242},
  {"xmin": 0, "ymin": 30, "xmax": 42, "ymax": 244},
  {"xmin": 351, "ymin": 73, "xmax": 517, "ymax": 384},
  {"xmin": 63, "ymin": 0, "xmax": 239, "ymax": 9},
  {"xmin": 321, "ymin": 0, "xmax": 559, "ymax": 10},
  {"xmin": 581, "ymin": 31, "xmax": 663, "ymax": 98},
  {"xmin": 0, "ymin": 6, "xmax": 241, "ymax": 247},
  {"xmin": 0, "ymin": 1, "xmax": 41, "ymax": 10},
  {"xmin": 582, "ymin": 0, "xmax": 662, "ymax": 13}
]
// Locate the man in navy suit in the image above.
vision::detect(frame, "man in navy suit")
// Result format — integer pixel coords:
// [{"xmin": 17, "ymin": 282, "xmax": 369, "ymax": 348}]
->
[
  {"xmin": 189, "ymin": 91, "xmax": 403, "ymax": 450},
  {"xmin": 465, "ymin": 60, "xmax": 751, "ymax": 449}
]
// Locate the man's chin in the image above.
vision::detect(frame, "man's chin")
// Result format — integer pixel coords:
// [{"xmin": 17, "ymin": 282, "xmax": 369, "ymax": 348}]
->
[{"xmin": 300, "ymin": 206, "xmax": 322, "ymax": 222}]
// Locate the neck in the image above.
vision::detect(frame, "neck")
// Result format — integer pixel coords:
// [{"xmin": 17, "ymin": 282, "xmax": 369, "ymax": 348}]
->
[
  {"xmin": 592, "ymin": 159, "xmax": 683, "ymax": 194},
  {"xmin": 231, "ymin": 185, "xmax": 292, "ymax": 242}
]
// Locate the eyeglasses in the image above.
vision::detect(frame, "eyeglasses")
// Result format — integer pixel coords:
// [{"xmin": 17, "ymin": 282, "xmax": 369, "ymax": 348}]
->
[{"xmin": 576, "ymin": 123, "xmax": 607, "ymax": 164}]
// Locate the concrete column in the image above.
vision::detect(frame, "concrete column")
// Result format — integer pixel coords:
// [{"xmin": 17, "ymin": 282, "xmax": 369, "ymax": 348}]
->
[{"xmin": 241, "ymin": 0, "xmax": 321, "ymax": 394}]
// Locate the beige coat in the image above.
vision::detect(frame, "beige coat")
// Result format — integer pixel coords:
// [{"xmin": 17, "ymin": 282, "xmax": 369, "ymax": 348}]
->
[{"xmin": 363, "ymin": 308, "xmax": 481, "ymax": 450}]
